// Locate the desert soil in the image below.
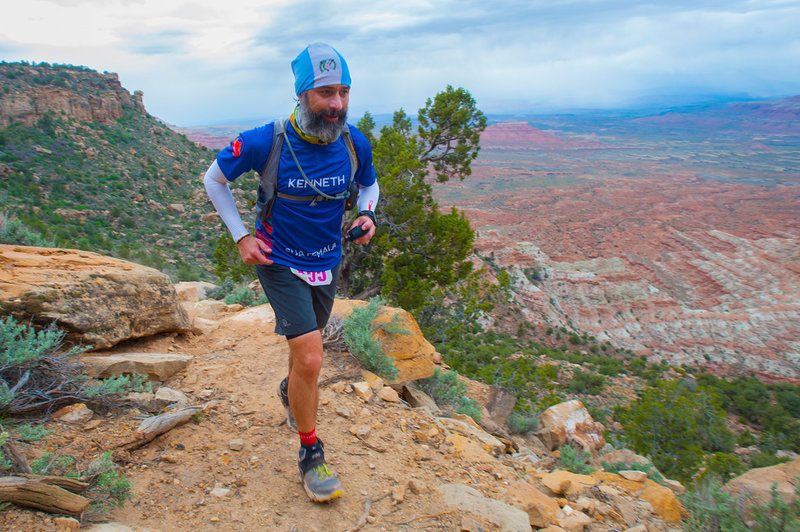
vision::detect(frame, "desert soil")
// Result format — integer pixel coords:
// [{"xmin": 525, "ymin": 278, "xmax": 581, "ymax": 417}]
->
[{"xmin": 1, "ymin": 311, "xmax": 505, "ymax": 531}]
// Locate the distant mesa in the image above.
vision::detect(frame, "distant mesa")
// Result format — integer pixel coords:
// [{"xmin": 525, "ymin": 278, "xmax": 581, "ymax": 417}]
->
[
  {"xmin": 480, "ymin": 122, "xmax": 606, "ymax": 150},
  {"xmin": 173, "ymin": 127, "xmax": 231, "ymax": 150}
]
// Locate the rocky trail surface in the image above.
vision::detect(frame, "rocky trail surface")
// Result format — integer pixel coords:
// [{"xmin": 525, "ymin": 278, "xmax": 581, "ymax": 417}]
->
[
  {"xmin": 1, "ymin": 246, "xmax": 792, "ymax": 532},
  {"xmin": 1, "ymin": 291, "xmax": 687, "ymax": 532}
]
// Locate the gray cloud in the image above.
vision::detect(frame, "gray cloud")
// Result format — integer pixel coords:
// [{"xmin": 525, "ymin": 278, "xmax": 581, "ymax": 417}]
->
[{"xmin": 3, "ymin": 0, "xmax": 798, "ymax": 124}]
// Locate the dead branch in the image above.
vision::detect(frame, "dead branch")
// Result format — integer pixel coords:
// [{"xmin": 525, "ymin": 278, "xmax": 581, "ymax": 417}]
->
[
  {"xmin": 318, "ymin": 370, "xmax": 362, "ymax": 388},
  {"xmin": 117, "ymin": 406, "xmax": 201, "ymax": 452},
  {"xmin": 391, "ymin": 509, "xmax": 455, "ymax": 526},
  {"xmin": 0, "ymin": 475, "xmax": 90, "ymax": 515},
  {"xmin": 345, "ymin": 491, "xmax": 391, "ymax": 532},
  {"xmin": 20, "ymin": 474, "xmax": 90, "ymax": 493}
]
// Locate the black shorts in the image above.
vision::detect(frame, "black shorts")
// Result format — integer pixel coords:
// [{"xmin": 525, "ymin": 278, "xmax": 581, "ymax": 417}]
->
[{"xmin": 255, "ymin": 263, "xmax": 340, "ymax": 337}]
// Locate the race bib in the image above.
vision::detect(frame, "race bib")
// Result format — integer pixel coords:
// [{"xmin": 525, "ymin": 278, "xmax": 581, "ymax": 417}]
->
[{"xmin": 290, "ymin": 268, "xmax": 333, "ymax": 286}]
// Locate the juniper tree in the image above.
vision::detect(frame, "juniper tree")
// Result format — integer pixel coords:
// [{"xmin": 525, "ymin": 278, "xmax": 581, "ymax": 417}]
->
[{"xmin": 339, "ymin": 86, "xmax": 488, "ymax": 332}]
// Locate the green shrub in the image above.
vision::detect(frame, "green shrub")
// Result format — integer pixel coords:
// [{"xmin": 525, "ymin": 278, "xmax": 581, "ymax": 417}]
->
[
  {"xmin": 567, "ymin": 370, "xmax": 606, "ymax": 395},
  {"xmin": 682, "ymin": 478, "xmax": 800, "ymax": 532},
  {"xmin": 681, "ymin": 477, "xmax": 749, "ymax": 532},
  {"xmin": 750, "ymin": 451, "xmax": 792, "ymax": 470},
  {"xmin": 0, "ymin": 211, "xmax": 54, "ymax": 247},
  {"xmin": 10, "ymin": 423, "xmax": 52, "ymax": 442},
  {"xmin": 342, "ymin": 297, "xmax": 402, "ymax": 380},
  {"xmin": 617, "ymin": 380, "xmax": 734, "ymax": 482},
  {"xmin": 506, "ymin": 410, "xmax": 538, "ymax": 434},
  {"xmin": 559, "ymin": 444, "xmax": 595, "ymax": 475},
  {"xmin": 0, "ymin": 316, "xmax": 146, "ymax": 415},
  {"xmin": 418, "ymin": 368, "xmax": 482, "ymax": 423},
  {"xmin": 86, "ymin": 451, "xmax": 133, "ymax": 512},
  {"xmin": 704, "ymin": 452, "xmax": 746, "ymax": 482},
  {"xmin": 223, "ymin": 284, "xmax": 267, "ymax": 307}
]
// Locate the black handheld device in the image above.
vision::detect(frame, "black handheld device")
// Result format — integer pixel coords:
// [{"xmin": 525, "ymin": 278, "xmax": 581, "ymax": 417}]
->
[{"xmin": 346, "ymin": 224, "xmax": 367, "ymax": 241}]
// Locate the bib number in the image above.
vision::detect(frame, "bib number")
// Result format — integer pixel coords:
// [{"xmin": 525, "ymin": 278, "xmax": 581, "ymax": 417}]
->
[{"xmin": 290, "ymin": 268, "xmax": 333, "ymax": 286}]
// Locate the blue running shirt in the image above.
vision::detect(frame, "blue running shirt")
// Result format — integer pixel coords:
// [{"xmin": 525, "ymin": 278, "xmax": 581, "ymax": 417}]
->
[{"xmin": 216, "ymin": 121, "xmax": 376, "ymax": 271}]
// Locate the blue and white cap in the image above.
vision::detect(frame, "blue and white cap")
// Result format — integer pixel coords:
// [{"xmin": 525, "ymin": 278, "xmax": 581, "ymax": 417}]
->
[{"xmin": 291, "ymin": 42, "xmax": 351, "ymax": 96}]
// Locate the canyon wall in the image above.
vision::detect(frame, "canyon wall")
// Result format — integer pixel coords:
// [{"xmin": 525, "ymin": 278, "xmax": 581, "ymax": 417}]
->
[{"xmin": 437, "ymin": 120, "xmax": 800, "ymax": 380}]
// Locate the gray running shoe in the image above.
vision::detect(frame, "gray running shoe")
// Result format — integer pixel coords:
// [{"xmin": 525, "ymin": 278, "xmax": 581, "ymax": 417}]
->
[
  {"xmin": 278, "ymin": 377, "xmax": 297, "ymax": 432},
  {"xmin": 298, "ymin": 440, "xmax": 343, "ymax": 503}
]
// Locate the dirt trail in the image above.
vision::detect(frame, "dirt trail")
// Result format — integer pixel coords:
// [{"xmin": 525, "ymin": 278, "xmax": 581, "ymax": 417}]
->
[
  {"xmin": 0, "ymin": 306, "xmax": 500, "ymax": 531},
  {"xmin": 105, "ymin": 314, "xmax": 477, "ymax": 531}
]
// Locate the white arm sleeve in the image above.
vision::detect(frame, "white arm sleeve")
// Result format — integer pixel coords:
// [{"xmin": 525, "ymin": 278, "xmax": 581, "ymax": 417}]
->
[
  {"xmin": 203, "ymin": 160, "xmax": 249, "ymax": 242},
  {"xmin": 357, "ymin": 180, "xmax": 380, "ymax": 213}
]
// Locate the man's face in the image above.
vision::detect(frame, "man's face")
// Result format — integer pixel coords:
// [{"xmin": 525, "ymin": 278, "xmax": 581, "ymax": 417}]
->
[
  {"xmin": 297, "ymin": 84, "xmax": 349, "ymax": 142},
  {"xmin": 303, "ymin": 84, "xmax": 350, "ymax": 117}
]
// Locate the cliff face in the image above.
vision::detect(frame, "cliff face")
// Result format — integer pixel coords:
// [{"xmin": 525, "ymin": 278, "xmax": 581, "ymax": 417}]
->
[{"xmin": 0, "ymin": 63, "xmax": 145, "ymax": 128}]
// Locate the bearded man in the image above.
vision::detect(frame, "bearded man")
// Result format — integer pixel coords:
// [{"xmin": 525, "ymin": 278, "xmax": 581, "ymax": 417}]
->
[{"xmin": 203, "ymin": 42, "xmax": 379, "ymax": 502}]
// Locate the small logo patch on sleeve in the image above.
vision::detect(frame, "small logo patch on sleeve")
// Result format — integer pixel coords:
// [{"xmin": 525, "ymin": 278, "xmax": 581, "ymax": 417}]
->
[{"xmin": 231, "ymin": 137, "xmax": 243, "ymax": 157}]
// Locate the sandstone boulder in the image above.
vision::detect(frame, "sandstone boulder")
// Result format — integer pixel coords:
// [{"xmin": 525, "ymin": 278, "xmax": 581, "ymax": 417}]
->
[
  {"xmin": 538, "ymin": 400, "xmax": 605, "ymax": 452},
  {"xmin": 460, "ymin": 374, "xmax": 517, "ymax": 426},
  {"xmin": 174, "ymin": 281, "xmax": 217, "ymax": 302},
  {"xmin": 506, "ymin": 481, "xmax": 564, "ymax": 527},
  {"xmin": 0, "ymin": 245, "xmax": 189, "ymax": 349},
  {"xmin": 725, "ymin": 457, "xmax": 800, "ymax": 505},
  {"xmin": 401, "ymin": 383, "xmax": 441, "ymax": 414},
  {"xmin": 541, "ymin": 471, "xmax": 598, "ymax": 497},
  {"xmin": 332, "ymin": 300, "xmax": 436, "ymax": 383},
  {"xmin": 438, "ymin": 415, "xmax": 506, "ymax": 456}
]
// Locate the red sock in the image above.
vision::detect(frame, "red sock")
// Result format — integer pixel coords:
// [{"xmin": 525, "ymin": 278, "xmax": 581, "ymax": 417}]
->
[{"xmin": 299, "ymin": 428, "xmax": 317, "ymax": 446}]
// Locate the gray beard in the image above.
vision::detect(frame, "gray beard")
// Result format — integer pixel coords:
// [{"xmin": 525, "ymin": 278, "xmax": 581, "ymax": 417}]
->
[{"xmin": 296, "ymin": 99, "xmax": 348, "ymax": 143}]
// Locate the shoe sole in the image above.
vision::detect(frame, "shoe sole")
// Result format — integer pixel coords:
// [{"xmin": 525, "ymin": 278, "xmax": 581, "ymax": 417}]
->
[{"xmin": 299, "ymin": 472, "xmax": 343, "ymax": 503}]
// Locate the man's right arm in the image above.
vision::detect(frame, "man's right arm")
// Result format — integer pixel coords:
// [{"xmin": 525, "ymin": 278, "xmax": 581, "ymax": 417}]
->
[{"xmin": 203, "ymin": 160, "xmax": 272, "ymax": 265}]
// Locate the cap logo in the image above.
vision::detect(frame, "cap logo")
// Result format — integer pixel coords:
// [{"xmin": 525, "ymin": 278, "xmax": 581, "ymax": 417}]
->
[{"xmin": 319, "ymin": 58, "xmax": 337, "ymax": 73}]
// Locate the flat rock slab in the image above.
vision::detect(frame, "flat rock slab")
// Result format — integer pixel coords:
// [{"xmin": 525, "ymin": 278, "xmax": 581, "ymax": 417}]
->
[
  {"xmin": 438, "ymin": 483, "xmax": 531, "ymax": 532},
  {"xmin": 82, "ymin": 352, "xmax": 192, "ymax": 381},
  {"xmin": 0, "ymin": 245, "xmax": 189, "ymax": 349}
]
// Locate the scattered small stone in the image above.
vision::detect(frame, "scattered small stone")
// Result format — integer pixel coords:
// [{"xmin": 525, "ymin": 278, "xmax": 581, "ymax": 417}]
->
[
  {"xmin": 362, "ymin": 370, "xmax": 384, "ymax": 390},
  {"xmin": 210, "ymin": 487, "xmax": 230, "ymax": 498},
  {"xmin": 229, "ymin": 439, "xmax": 245, "ymax": 451},
  {"xmin": 408, "ymin": 478, "xmax": 427, "ymax": 494},
  {"xmin": 414, "ymin": 448, "xmax": 432, "ymax": 461},
  {"xmin": 83, "ymin": 419, "xmax": 104, "ymax": 431},
  {"xmin": 52, "ymin": 403, "xmax": 93, "ymax": 424},
  {"xmin": 619, "ymin": 470, "xmax": 647, "ymax": 482},
  {"xmin": 331, "ymin": 381, "xmax": 347, "ymax": 394},
  {"xmin": 155, "ymin": 387, "xmax": 189, "ymax": 404},
  {"xmin": 53, "ymin": 517, "xmax": 80, "ymax": 531},
  {"xmin": 352, "ymin": 382, "xmax": 373, "ymax": 402},
  {"xmin": 377, "ymin": 386, "xmax": 401, "ymax": 403},
  {"xmin": 391, "ymin": 484, "xmax": 406, "ymax": 504},
  {"xmin": 336, "ymin": 405, "xmax": 352, "ymax": 418},
  {"xmin": 349, "ymin": 424, "xmax": 371, "ymax": 439}
]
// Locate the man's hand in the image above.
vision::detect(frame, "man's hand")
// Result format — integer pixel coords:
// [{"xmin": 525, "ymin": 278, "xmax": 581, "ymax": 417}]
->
[
  {"xmin": 237, "ymin": 235, "xmax": 273, "ymax": 265},
  {"xmin": 347, "ymin": 214, "xmax": 376, "ymax": 245}
]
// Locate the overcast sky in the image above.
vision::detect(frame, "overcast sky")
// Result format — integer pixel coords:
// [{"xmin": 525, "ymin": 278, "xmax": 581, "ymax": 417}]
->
[{"xmin": 2, "ymin": 0, "xmax": 799, "ymax": 126}]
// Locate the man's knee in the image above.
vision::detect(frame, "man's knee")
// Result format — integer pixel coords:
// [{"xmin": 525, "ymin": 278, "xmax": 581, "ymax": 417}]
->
[{"xmin": 292, "ymin": 350, "xmax": 323, "ymax": 378}]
